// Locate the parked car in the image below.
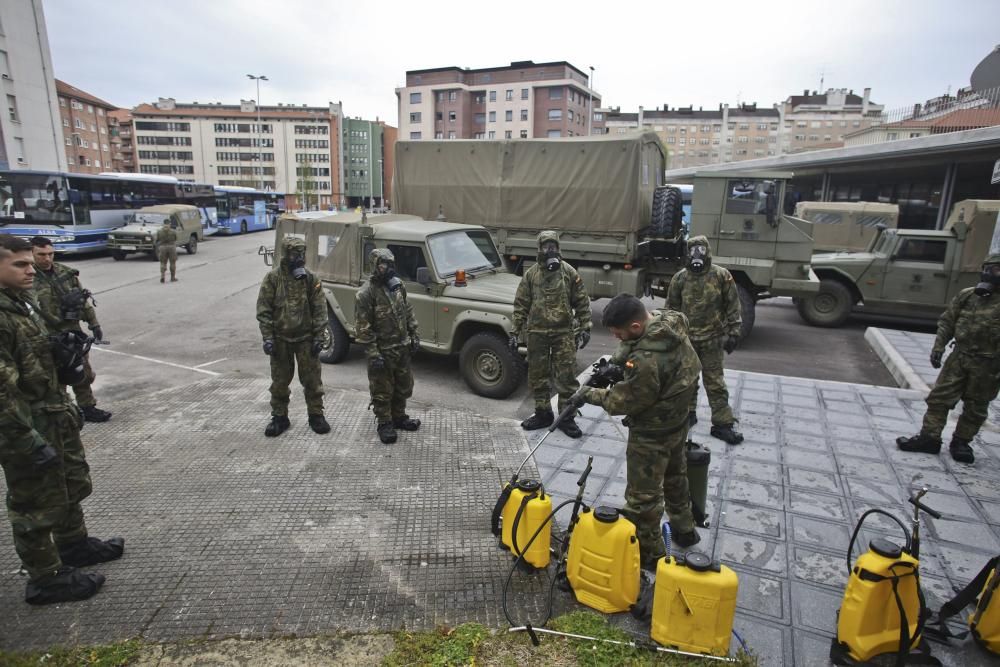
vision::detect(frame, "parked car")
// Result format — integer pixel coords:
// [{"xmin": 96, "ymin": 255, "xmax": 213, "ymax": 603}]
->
[{"xmin": 106, "ymin": 204, "xmax": 204, "ymax": 260}]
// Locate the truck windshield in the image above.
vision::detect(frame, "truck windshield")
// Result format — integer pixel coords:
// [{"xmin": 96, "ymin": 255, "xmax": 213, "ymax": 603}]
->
[
  {"xmin": 128, "ymin": 213, "xmax": 169, "ymax": 226},
  {"xmin": 428, "ymin": 230, "xmax": 502, "ymax": 277}
]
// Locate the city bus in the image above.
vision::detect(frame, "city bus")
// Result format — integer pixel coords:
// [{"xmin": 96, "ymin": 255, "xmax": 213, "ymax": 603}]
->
[
  {"xmin": 0, "ymin": 170, "xmax": 217, "ymax": 253},
  {"xmin": 214, "ymin": 187, "xmax": 286, "ymax": 234}
]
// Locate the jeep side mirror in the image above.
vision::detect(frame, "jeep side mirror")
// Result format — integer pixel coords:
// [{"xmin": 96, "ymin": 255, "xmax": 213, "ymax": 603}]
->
[{"xmin": 416, "ymin": 266, "xmax": 432, "ymax": 286}]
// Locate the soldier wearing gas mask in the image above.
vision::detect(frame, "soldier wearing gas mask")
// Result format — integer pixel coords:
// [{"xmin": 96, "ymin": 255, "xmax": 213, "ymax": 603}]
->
[
  {"xmin": 0, "ymin": 234, "xmax": 124, "ymax": 605},
  {"xmin": 511, "ymin": 230, "xmax": 592, "ymax": 438},
  {"xmin": 30, "ymin": 236, "xmax": 111, "ymax": 422},
  {"xmin": 256, "ymin": 236, "xmax": 330, "ymax": 437},
  {"xmin": 667, "ymin": 235, "xmax": 743, "ymax": 445},
  {"xmin": 355, "ymin": 248, "xmax": 421, "ymax": 445},
  {"xmin": 897, "ymin": 254, "xmax": 1000, "ymax": 464}
]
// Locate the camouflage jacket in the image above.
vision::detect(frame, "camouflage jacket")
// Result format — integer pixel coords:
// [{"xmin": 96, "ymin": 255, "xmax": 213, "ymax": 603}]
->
[
  {"xmin": 156, "ymin": 226, "xmax": 178, "ymax": 246},
  {"xmin": 933, "ymin": 287, "xmax": 1000, "ymax": 359},
  {"xmin": 256, "ymin": 268, "xmax": 327, "ymax": 343},
  {"xmin": 512, "ymin": 263, "xmax": 591, "ymax": 336},
  {"xmin": 587, "ymin": 309, "xmax": 702, "ymax": 434},
  {"xmin": 32, "ymin": 261, "xmax": 98, "ymax": 332},
  {"xmin": 354, "ymin": 279, "xmax": 418, "ymax": 359},
  {"xmin": 667, "ymin": 237, "xmax": 741, "ymax": 342},
  {"xmin": 0, "ymin": 288, "xmax": 74, "ymax": 457}
]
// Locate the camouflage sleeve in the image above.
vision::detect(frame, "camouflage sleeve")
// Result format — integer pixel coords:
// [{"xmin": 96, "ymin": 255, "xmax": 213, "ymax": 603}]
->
[
  {"xmin": 667, "ymin": 272, "xmax": 683, "ymax": 311},
  {"xmin": 403, "ymin": 287, "xmax": 418, "ymax": 337},
  {"xmin": 720, "ymin": 269, "xmax": 742, "ymax": 337},
  {"xmin": 354, "ymin": 287, "xmax": 379, "ymax": 357},
  {"xmin": 585, "ymin": 352, "xmax": 661, "ymax": 417},
  {"xmin": 255, "ymin": 273, "xmax": 276, "ymax": 340},
  {"xmin": 0, "ymin": 325, "xmax": 48, "ymax": 457},
  {"xmin": 76, "ymin": 275, "xmax": 99, "ymax": 329},
  {"xmin": 567, "ymin": 267, "xmax": 592, "ymax": 332},
  {"xmin": 309, "ymin": 275, "xmax": 327, "ymax": 338},
  {"xmin": 933, "ymin": 292, "xmax": 961, "ymax": 353},
  {"xmin": 609, "ymin": 340, "xmax": 630, "ymax": 366},
  {"xmin": 511, "ymin": 272, "xmax": 532, "ymax": 336}
]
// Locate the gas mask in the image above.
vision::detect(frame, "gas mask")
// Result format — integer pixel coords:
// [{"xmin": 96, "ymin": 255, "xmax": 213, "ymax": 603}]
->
[
  {"xmin": 50, "ymin": 330, "xmax": 92, "ymax": 385},
  {"xmin": 688, "ymin": 245, "xmax": 708, "ymax": 273},
  {"xmin": 542, "ymin": 242, "xmax": 560, "ymax": 272},
  {"xmin": 287, "ymin": 251, "xmax": 307, "ymax": 280},
  {"xmin": 379, "ymin": 262, "xmax": 403, "ymax": 292},
  {"xmin": 975, "ymin": 263, "xmax": 1000, "ymax": 297},
  {"xmin": 60, "ymin": 288, "xmax": 92, "ymax": 321}
]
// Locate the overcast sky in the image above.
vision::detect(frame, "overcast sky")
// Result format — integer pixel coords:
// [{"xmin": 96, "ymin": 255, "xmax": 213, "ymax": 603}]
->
[{"xmin": 43, "ymin": 0, "xmax": 1000, "ymax": 123}]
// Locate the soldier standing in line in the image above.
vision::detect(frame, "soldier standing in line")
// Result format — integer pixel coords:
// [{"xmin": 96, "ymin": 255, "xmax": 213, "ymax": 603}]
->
[
  {"xmin": 0, "ymin": 234, "xmax": 124, "ymax": 605},
  {"xmin": 256, "ymin": 236, "xmax": 330, "ymax": 437},
  {"xmin": 30, "ymin": 236, "xmax": 112, "ymax": 423},
  {"xmin": 511, "ymin": 230, "xmax": 592, "ymax": 438},
  {"xmin": 667, "ymin": 235, "xmax": 744, "ymax": 445},
  {"xmin": 156, "ymin": 216, "xmax": 178, "ymax": 283},
  {"xmin": 897, "ymin": 254, "xmax": 1000, "ymax": 464},
  {"xmin": 355, "ymin": 248, "xmax": 421, "ymax": 445},
  {"xmin": 577, "ymin": 293, "xmax": 703, "ymax": 566}
]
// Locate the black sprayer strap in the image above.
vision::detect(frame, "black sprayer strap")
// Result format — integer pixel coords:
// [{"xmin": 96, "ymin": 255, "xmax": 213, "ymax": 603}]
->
[
  {"xmin": 510, "ymin": 492, "xmax": 538, "ymax": 557},
  {"xmin": 937, "ymin": 555, "xmax": 999, "ymax": 625},
  {"xmin": 491, "ymin": 482, "xmax": 514, "ymax": 537}
]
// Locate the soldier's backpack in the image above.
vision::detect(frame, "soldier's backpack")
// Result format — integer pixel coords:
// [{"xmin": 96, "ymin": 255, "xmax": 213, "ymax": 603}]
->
[{"xmin": 928, "ymin": 555, "xmax": 1000, "ymax": 655}]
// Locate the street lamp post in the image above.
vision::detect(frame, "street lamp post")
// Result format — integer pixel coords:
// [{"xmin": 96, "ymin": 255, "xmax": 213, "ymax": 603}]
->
[
  {"xmin": 247, "ymin": 74, "xmax": 268, "ymax": 190},
  {"xmin": 587, "ymin": 66, "xmax": 595, "ymax": 136},
  {"xmin": 378, "ymin": 158, "xmax": 384, "ymax": 209}
]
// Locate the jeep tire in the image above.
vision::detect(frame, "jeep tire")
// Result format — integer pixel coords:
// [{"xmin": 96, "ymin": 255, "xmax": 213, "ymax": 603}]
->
[
  {"xmin": 111, "ymin": 249, "xmax": 127, "ymax": 261},
  {"xmin": 186, "ymin": 235, "xmax": 198, "ymax": 254},
  {"xmin": 796, "ymin": 279, "xmax": 853, "ymax": 327},
  {"xmin": 319, "ymin": 310, "xmax": 351, "ymax": 364},
  {"xmin": 736, "ymin": 284, "xmax": 755, "ymax": 340},
  {"xmin": 459, "ymin": 331, "xmax": 525, "ymax": 399}
]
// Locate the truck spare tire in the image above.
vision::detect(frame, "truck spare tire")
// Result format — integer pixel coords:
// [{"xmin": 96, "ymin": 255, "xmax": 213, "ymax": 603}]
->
[{"xmin": 650, "ymin": 186, "xmax": 683, "ymax": 238}]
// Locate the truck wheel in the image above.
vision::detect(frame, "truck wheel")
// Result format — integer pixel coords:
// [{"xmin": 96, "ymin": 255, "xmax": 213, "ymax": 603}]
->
[
  {"xmin": 736, "ymin": 284, "xmax": 755, "ymax": 339},
  {"xmin": 459, "ymin": 331, "xmax": 526, "ymax": 399},
  {"xmin": 796, "ymin": 279, "xmax": 853, "ymax": 327},
  {"xmin": 650, "ymin": 186, "xmax": 683, "ymax": 238},
  {"xmin": 111, "ymin": 249, "xmax": 126, "ymax": 261},
  {"xmin": 186, "ymin": 235, "xmax": 198, "ymax": 254},
  {"xmin": 320, "ymin": 311, "xmax": 351, "ymax": 364}
]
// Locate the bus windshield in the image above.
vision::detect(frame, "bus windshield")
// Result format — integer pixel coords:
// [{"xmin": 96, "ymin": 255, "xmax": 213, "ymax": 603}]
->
[{"xmin": 0, "ymin": 173, "xmax": 72, "ymax": 226}]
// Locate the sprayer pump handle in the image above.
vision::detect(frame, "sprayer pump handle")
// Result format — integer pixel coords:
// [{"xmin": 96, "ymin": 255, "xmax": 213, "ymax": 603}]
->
[{"xmin": 908, "ymin": 495, "xmax": 942, "ymax": 520}]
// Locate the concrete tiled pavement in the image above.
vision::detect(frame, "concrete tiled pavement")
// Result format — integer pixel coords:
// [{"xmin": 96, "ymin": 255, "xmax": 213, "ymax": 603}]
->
[{"xmin": 1, "ymin": 329, "xmax": 998, "ymax": 665}]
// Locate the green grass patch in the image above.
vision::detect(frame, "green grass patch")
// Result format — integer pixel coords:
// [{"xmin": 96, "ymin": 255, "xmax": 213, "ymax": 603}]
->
[
  {"xmin": 0, "ymin": 639, "xmax": 143, "ymax": 667},
  {"xmin": 383, "ymin": 623, "xmax": 489, "ymax": 667}
]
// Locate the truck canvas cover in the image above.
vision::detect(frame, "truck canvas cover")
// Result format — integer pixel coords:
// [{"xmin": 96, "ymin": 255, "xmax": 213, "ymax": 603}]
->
[
  {"xmin": 392, "ymin": 132, "xmax": 665, "ymax": 234},
  {"xmin": 794, "ymin": 201, "xmax": 898, "ymax": 253},
  {"xmin": 943, "ymin": 200, "xmax": 1000, "ymax": 272}
]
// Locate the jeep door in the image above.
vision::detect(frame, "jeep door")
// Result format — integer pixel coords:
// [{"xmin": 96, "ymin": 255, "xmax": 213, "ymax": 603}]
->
[
  {"xmin": 880, "ymin": 236, "xmax": 951, "ymax": 308},
  {"xmin": 387, "ymin": 242, "xmax": 436, "ymax": 344}
]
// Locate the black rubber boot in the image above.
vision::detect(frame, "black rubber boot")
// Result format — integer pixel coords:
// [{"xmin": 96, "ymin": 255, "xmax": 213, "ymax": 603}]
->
[
  {"xmin": 674, "ymin": 529, "xmax": 702, "ymax": 549},
  {"xmin": 710, "ymin": 424, "xmax": 744, "ymax": 445},
  {"xmin": 558, "ymin": 416, "xmax": 583, "ymax": 439},
  {"xmin": 308, "ymin": 414, "xmax": 330, "ymax": 434},
  {"xmin": 688, "ymin": 411, "xmax": 698, "ymax": 428},
  {"xmin": 377, "ymin": 422, "xmax": 397, "ymax": 444},
  {"xmin": 58, "ymin": 536, "xmax": 125, "ymax": 568},
  {"xmin": 521, "ymin": 408, "xmax": 554, "ymax": 431},
  {"xmin": 949, "ymin": 437, "xmax": 975, "ymax": 464},
  {"xmin": 393, "ymin": 415, "xmax": 421, "ymax": 431},
  {"xmin": 25, "ymin": 566, "xmax": 105, "ymax": 605},
  {"xmin": 896, "ymin": 432, "xmax": 942, "ymax": 454},
  {"xmin": 81, "ymin": 405, "xmax": 112, "ymax": 423},
  {"xmin": 264, "ymin": 415, "xmax": 290, "ymax": 437}
]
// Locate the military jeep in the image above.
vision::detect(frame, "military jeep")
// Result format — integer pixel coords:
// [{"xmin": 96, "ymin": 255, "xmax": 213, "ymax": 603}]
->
[
  {"xmin": 106, "ymin": 204, "xmax": 203, "ymax": 260},
  {"xmin": 268, "ymin": 211, "xmax": 527, "ymax": 399}
]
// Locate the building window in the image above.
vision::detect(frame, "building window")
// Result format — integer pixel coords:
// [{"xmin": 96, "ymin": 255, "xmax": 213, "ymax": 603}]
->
[
  {"xmin": 909, "ymin": 132, "xmax": 921, "ymax": 138},
  {"xmin": 521, "ymin": 109, "xmax": 528, "ymax": 121},
  {"xmin": 65, "ymin": 136, "xmax": 71, "ymax": 145},
  {"xmin": 666, "ymin": 137, "xmax": 675, "ymax": 144},
  {"xmin": 437, "ymin": 92, "xmax": 444, "ymax": 102},
  {"xmin": 505, "ymin": 130, "xmax": 512, "ymax": 139},
  {"xmin": 59, "ymin": 97, "xmax": 67, "ymax": 107},
  {"xmin": 505, "ymin": 89, "xmax": 513, "ymax": 101},
  {"xmin": 409, "ymin": 112, "xmax": 421, "ymax": 123},
  {"xmin": 520, "ymin": 130, "xmax": 528, "ymax": 138},
  {"xmin": 448, "ymin": 111, "xmax": 456, "ymax": 122},
  {"xmin": 474, "ymin": 94, "xmax": 484, "ymax": 104},
  {"xmin": 474, "ymin": 112, "xmax": 485, "ymax": 124},
  {"xmin": 435, "ymin": 131, "xmax": 443, "ymax": 139},
  {"xmin": 549, "ymin": 88, "xmax": 562, "ymax": 100},
  {"xmin": 548, "ymin": 109, "xmax": 562, "ymax": 121},
  {"xmin": 449, "ymin": 91, "xmax": 457, "ymax": 101},
  {"xmin": 886, "ymin": 132, "xmax": 898, "ymax": 140},
  {"xmin": 521, "ymin": 88, "xmax": 529, "ymax": 100},
  {"xmin": 488, "ymin": 131, "xmax": 495, "ymax": 139},
  {"xmin": 489, "ymin": 111, "xmax": 496, "ymax": 122},
  {"xmin": 97, "ymin": 108, "xmax": 104, "ymax": 116},
  {"xmin": 594, "ymin": 112, "xmax": 604, "ymax": 122},
  {"xmin": 505, "ymin": 110, "xmax": 513, "ymax": 122},
  {"xmin": 473, "ymin": 132, "xmax": 483, "ymax": 139},
  {"xmin": 410, "ymin": 92, "xmax": 421, "ymax": 104},
  {"xmin": 796, "ymin": 121, "xmax": 807, "ymax": 128},
  {"xmin": 448, "ymin": 131, "xmax": 456, "ymax": 139},
  {"xmin": 489, "ymin": 90, "xmax": 496, "ymax": 102},
  {"xmin": 758, "ymin": 123, "xmax": 768, "ymax": 130},
  {"xmin": 410, "ymin": 131, "xmax": 421, "ymax": 140},
  {"xmin": 6, "ymin": 95, "xmax": 18, "ymax": 122},
  {"xmin": 62, "ymin": 117, "xmax": 69, "ymax": 127},
  {"xmin": 547, "ymin": 130, "xmax": 561, "ymax": 138}
]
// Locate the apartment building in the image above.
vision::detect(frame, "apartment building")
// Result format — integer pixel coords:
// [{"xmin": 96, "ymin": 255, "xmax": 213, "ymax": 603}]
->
[
  {"xmin": 56, "ymin": 80, "xmax": 117, "ymax": 174},
  {"xmin": 108, "ymin": 108, "xmax": 134, "ymax": 172},
  {"xmin": 0, "ymin": 0, "xmax": 67, "ymax": 171},
  {"xmin": 780, "ymin": 88, "xmax": 883, "ymax": 154},
  {"xmin": 129, "ymin": 98, "xmax": 345, "ymax": 208},
  {"xmin": 341, "ymin": 117, "xmax": 397, "ymax": 208},
  {"xmin": 396, "ymin": 60, "xmax": 604, "ymax": 140}
]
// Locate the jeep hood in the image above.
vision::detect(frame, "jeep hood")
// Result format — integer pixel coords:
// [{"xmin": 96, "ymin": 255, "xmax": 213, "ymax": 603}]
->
[
  {"xmin": 112, "ymin": 223, "xmax": 161, "ymax": 235},
  {"xmin": 812, "ymin": 250, "xmax": 876, "ymax": 264},
  {"xmin": 441, "ymin": 271, "xmax": 520, "ymax": 304}
]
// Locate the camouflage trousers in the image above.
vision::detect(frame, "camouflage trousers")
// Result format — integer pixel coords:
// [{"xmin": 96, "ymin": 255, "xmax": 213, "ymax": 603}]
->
[
  {"xmin": 158, "ymin": 244, "xmax": 177, "ymax": 277},
  {"xmin": 921, "ymin": 351, "xmax": 1000, "ymax": 441},
  {"xmin": 622, "ymin": 403, "xmax": 696, "ymax": 563},
  {"xmin": 367, "ymin": 346, "xmax": 413, "ymax": 423},
  {"xmin": 70, "ymin": 353, "xmax": 97, "ymax": 408},
  {"xmin": 269, "ymin": 338, "xmax": 324, "ymax": 417},
  {"xmin": 689, "ymin": 337, "xmax": 735, "ymax": 426},
  {"xmin": 526, "ymin": 331, "xmax": 579, "ymax": 412},
  {"xmin": 0, "ymin": 408, "xmax": 91, "ymax": 580}
]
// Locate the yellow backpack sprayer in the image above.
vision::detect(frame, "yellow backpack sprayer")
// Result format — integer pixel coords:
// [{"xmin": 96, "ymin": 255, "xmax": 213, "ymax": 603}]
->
[
  {"xmin": 927, "ymin": 554, "xmax": 1000, "ymax": 655},
  {"xmin": 831, "ymin": 487, "xmax": 942, "ymax": 666}
]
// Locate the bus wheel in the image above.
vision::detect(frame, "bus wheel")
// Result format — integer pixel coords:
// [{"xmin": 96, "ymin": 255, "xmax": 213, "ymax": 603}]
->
[
  {"xmin": 111, "ymin": 250, "xmax": 127, "ymax": 261},
  {"xmin": 186, "ymin": 235, "xmax": 198, "ymax": 254},
  {"xmin": 240, "ymin": 221, "xmax": 248, "ymax": 234}
]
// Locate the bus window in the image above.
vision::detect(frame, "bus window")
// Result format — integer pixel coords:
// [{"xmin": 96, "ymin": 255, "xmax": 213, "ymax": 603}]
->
[{"xmin": 0, "ymin": 173, "xmax": 72, "ymax": 224}]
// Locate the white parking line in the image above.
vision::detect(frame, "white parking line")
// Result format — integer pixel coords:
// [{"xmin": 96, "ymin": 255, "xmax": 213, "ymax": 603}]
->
[
  {"xmin": 91, "ymin": 346, "xmax": 221, "ymax": 376},
  {"xmin": 195, "ymin": 358, "xmax": 228, "ymax": 369}
]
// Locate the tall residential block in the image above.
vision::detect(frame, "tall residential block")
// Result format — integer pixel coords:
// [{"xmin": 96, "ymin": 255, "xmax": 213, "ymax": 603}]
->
[
  {"xmin": 396, "ymin": 60, "xmax": 604, "ymax": 141},
  {"xmin": 341, "ymin": 117, "xmax": 396, "ymax": 208},
  {"xmin": 56, "ymin": 80, "xmax": 118, "ymax": 174}
]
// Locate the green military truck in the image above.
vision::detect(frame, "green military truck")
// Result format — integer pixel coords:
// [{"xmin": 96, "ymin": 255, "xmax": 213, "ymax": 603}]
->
[
  {"xmin": 794, "ymin": 201, "xmax": 899, "ymax": 253},
  {"xmin": 797, "ymin": 199, "xmax": 1000, "ymax": 327},
  {"xmin": 392, "ymin": 132, "xmax": 818, "ymax": 339},
  {"xmin": 266, "ymin": 211, "xmax": 526, "ymax": 399}
]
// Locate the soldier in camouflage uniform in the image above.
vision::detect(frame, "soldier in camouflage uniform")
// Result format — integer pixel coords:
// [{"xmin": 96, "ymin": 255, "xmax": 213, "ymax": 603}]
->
[
  {"xmin": 897, "ymin": 254, "xmax": 1000, "ymax": 464},
  {"xmin": 30, "ymin": 236, "xmax": 111, "ymax": 423},
  {"xmin": 511, "ymin": 230, "xmax": 592, "ymax": 438},
  {"xmin": 0, "ymin": 234, "xmax": 124, "ymax": 605},
  {"xmin": 578, "ymin": 293, "xmax": 703, "ymax": 565},
  {"xmin": 256, "ymin": 236, "xmax": 330, "ymax": 437},
  {"xmin": 667, "ymin": 235, "xmax": 744, "ymax": 444},
  {"xmin": 355, "ymin": 248, "xmax": 421, "ymax": 445},
  {"xmin": 156, "ymin": 217, "xmax": 178, "ymax": 283}
]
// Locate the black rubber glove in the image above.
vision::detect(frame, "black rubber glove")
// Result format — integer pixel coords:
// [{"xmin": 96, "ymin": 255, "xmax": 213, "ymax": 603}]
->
[
  {"xmin": 30, "ymin": 443, "xmax": 60, "ymax": 470},
  {"xmin": 262, "ymin": 339, "xmax": 275, "ymax": 356},
  {"xmin": 508, "ymin": 334, "xmax": 518, "ymax": 352},
  {"xmin": 576, "ymin": 330, "xmax": 591, "ymax": 350},
  {"xmin": 930, "ymin": 350, "xmax": 943, "ymax": 369},
  {"xmin": 369, "ymin": 355, "xmax": 386, "ymax": 371},
  {"xmin": 410, "ymin": 335, "xmax": 421, "ymax": 353},
  {"xmin": 311, "ymin": 339, "xmax": 324, "ymax": 356},
  {"xmin": 723, "ymin": 335, "xmax": 739, "ymax": 354},
  {"xmin": 91, "ymin": 326, "xmax": 103, "ymax": 342}
]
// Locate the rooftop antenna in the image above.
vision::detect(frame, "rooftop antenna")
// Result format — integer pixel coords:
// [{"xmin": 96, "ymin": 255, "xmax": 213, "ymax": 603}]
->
[{"xmin": 819, "ymin": 65, "xmax": 826, "ymax": 91}]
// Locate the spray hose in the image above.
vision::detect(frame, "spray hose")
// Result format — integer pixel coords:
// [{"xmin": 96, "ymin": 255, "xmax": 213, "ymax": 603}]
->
[{"xmin": 846, "ymin": 509, "xmax": 912, "ymax": 573}]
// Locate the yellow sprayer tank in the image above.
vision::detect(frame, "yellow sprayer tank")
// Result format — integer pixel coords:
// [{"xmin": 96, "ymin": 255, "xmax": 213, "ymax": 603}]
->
[
  {"xmin": 499, "ymin": 480, "xmax": 551, "ymax": 569},
  {"xmin": 651, "ymin": 552, "xmax": 738, "ymax": 656},
  {"xmin": 565, "ymin": 506, "xmax": 641, "ymax": 613},
  {"xmin": 971, "ymin": 565, "xmax": 1000, "ymax": 653},
  {"xmin": 835, "ymin": 538, "xmax": 922, "ymax": 662}
]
